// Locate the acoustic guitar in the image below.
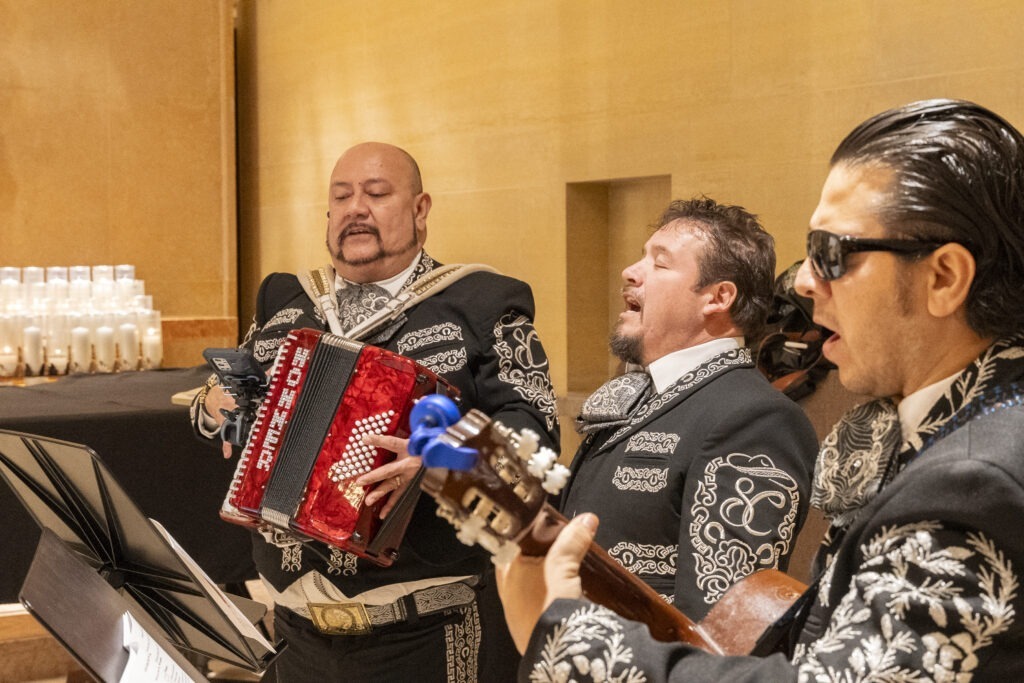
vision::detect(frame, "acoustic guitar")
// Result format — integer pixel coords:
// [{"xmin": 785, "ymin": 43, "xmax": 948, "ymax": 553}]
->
[{"xmin": 407, "ymin": 397, "xmax": 806, "ymax": 656}]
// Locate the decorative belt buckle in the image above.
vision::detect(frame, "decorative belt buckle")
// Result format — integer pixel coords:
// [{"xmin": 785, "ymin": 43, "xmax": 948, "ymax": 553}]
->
[{"xmin": 308, "ymin": 602, "xmax": 373, "ymax": 635}]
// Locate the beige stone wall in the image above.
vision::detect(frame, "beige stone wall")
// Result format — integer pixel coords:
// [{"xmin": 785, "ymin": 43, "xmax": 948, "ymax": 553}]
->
[
  {"xmin": 234, "ymin": 0, "xmax": 1024, "ymax": 407},
  {"xmin": 0, "ymin": 0, "xmax": 237, "ymax": 367}
]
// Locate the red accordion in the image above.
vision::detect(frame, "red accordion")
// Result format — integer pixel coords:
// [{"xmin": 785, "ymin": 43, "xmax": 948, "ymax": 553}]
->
[{"xmin": 221, "ymin": 328, "xmax": 457, "ymax": 566}]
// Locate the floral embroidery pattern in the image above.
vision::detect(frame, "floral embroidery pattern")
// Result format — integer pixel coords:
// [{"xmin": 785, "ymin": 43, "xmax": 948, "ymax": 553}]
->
[
  {"xmin": 689, "ymin": 452, "xmax": 800, "ymax": 604},
  {"xmin": 794, "ymin": 523, "xmax": 1017, "ymax": 681},
  {"xmin": 529, "ymin": 604, "xmax": 648, "ymax": 683},
  {"xmin": 493, "ymin": 313, "xmax": 558, "ymax": 431},
  {"xmin": 611, "ymin": 466, "xmax": 669, "ymax": 493}
]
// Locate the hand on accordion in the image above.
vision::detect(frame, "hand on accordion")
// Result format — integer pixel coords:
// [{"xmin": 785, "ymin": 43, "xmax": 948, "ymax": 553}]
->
[{"xmin": 356, "ymin": 433, "xmax": 421, "ymax": 518}]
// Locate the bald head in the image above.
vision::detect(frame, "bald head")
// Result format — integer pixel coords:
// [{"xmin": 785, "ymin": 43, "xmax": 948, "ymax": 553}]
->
[
  {"xmin": 325, "ymin": 142, "xmax": 431, "ymax": 282},
  {"xmin": 334, "ymin": 142, "xmax": 423, "ymax": 195}
]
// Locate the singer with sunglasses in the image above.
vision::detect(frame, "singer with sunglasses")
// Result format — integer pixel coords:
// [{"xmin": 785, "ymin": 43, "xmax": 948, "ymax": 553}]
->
[{"xmin": 502, "ymin": 99, "xmax": 1024, "ymax": 681}]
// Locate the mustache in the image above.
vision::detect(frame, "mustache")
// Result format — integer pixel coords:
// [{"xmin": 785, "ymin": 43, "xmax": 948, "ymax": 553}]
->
[{"xmin": 339, "ymin": 222, "xmax": 380, "ymax": 240}]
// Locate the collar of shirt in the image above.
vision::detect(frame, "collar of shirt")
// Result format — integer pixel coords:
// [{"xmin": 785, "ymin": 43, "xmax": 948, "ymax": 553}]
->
[
  {"xmin": 334, "ymin": 250, "xmax": 423, "ymax": 297},
  {"xmin": 896, "ymin": 370, "xmax": 960, "ymax": 445},
  {"xmin": 646, "ymin": 337, "xmax": 744, "ymax": 394}
]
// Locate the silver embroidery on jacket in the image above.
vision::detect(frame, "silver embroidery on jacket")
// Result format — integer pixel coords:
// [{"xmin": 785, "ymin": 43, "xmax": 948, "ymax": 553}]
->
[
  {"xmin": 397, "ymin": 322, "xmax": 465, "ymax": 354},
  {"xmin": 253, "ymin": 337, "xmax": 282, "ymax": 364},
  {"xmin": 625, "ymin": 431, "xmax": 680, "ymax": 455},
  {"xmin": 264, "ymin": 307, "xmax": 304, "ymax": 329},
  {"xmin": 493, "ymin": 313, "xmax": 558, "ymax": 431},
  {"xmin": 793, "ymin": 523, "xmax": 1017, "ymax": 682},
  {"xmin": 418, "ymin": 347, "xmax": 468, "ymax": 374},
  {"xmin": 608, "ymin": 542, "xmax": 677, "ymax": 576},
  {"xmin": 690, "ymin": 452, "xmax": 800, "ymax": 604},
  {"xmin": 529, "ymin": 604, "xmax": 648, "ymax": 683},
  {"xmin": 611, "ymin": 466, "xmax": 669, "ymax": 493}
]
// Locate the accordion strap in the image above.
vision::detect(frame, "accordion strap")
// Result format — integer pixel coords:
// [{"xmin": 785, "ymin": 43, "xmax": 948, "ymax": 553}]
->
[{"xmin": 300, "ymin": 262, "xmax": 497, "ymax": 340}]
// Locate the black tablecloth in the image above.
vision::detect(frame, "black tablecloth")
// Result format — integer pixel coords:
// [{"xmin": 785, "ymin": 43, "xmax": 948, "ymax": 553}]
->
[{"xmin": 0, "ymin": 367, "xmax": 256, "ymax": 602}]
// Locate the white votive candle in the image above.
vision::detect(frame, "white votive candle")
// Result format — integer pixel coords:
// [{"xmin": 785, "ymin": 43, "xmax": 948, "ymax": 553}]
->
[
  {"xmin": 0, "ymin": 345, "xmax": 16, "ymax": 377},
  {"xmin": 119, "ymin": 322, "xmax": 139, "ymax": 371},
  {"xmin": 71, "ymin": 326, "xmax": 91, "ymax": 373},
  {"xmin": 95, "ymin": 326, "xmax": 115, "ymax": 373},
  {"xmin": 23, "ymin": 325, "xmax": 43, "ymax": 375},
  {"xmin": 142, "ymin": 333, "xmax": 163, "ymax": 370}
]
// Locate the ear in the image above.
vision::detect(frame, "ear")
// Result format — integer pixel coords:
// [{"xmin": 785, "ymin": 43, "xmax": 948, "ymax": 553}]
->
[
  {"xmin": 414, "ymin": 192, "xmax": 432, "ymax": 238},
  {"xmin": 702, "ymin": 280, "xmax": 738, "ymax": 316},
  {"xmin": 925, "ymin": 243, "xmax": 975, "ymax": 318}
]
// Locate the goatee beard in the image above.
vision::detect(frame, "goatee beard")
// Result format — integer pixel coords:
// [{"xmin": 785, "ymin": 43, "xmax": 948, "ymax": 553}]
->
[{"xmin": 609, "ymin": 329, "xmax": 643, "ymax": 365}]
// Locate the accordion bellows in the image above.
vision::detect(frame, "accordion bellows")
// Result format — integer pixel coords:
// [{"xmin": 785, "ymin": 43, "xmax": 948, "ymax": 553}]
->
[{"xmin": 221, "ymin": 328, "xmax": 457, "ymax": 565}]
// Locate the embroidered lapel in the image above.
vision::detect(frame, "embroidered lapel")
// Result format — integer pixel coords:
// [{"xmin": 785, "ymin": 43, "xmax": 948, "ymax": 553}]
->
[{"xmin": 592, "ymin": 348, "xmax": 753, "ymax": 456}]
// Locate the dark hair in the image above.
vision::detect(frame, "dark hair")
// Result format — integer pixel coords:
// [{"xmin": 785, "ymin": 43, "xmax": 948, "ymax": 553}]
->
[
  {"xmin": 831, "ymin": 99, "xmax": 1024, "ymax": 338},
  {"xmin": 658, "ymin": 197, "xmax": 776, "ymax": 340}
]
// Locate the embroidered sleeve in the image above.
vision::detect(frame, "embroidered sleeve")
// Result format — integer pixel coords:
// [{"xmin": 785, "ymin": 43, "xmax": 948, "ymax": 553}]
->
[
  {"xmin": 793, "ymin": 522, "xmax": 1018, "ymax": 681},
  {"xmin": 468, "ymin": 276, "xmax": 560, "ymax": 445}
]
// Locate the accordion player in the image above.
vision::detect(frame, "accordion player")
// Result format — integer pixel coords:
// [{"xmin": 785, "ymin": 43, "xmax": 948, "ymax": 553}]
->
[{"xmin": 216, "ymin": 327, "xmax": 458, "ymax": 566}]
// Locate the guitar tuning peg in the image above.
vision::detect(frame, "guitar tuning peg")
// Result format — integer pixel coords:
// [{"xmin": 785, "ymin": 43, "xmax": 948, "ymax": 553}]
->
[
  {"xmin": 526, "ymin": 447, "xmax": 557, "ymax": 479},
  {"xmin": 491, "ymin": 542, "xmax": 518, "ymax": 567},
  {"xmin": 542, "ymin": 463, "xmax": 571, "ymax": 495},
  {"xmin": 516, "ymin": 428, "xmax": 540, "ymax": 459},
  {"xmin": 455, "ymin": 514, "xmax": 486, "ymax": 547}
]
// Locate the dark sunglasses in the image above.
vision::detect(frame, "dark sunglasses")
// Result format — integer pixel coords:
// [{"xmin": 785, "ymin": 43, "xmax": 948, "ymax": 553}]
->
[{"xmin": 806, "ymin": 229, "xmax": 946, "ymax": 281}]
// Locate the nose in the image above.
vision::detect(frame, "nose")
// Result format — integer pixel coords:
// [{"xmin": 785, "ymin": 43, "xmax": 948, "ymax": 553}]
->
[
  {"xmin": 341, "ymin": 191, "xmax": 370, "ymax": 220},
  {"xmin": 793, "ymin": 258, "xmax": 824, "ymax": 299},
  {"xmin": 621, "ymin": 259, "xmax": 642, "ymax": 286}
]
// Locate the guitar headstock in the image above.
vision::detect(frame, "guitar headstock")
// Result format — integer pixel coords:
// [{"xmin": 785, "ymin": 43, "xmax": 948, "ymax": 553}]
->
[{"xmin": 408, "ymin": 397, "xmax": 569, "ymax": 564}]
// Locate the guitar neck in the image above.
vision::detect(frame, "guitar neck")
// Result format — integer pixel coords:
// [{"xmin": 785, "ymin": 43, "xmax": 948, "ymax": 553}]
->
[{"xmin": 519, "ymin": 504, "xmax": 722, "ymax": 653}]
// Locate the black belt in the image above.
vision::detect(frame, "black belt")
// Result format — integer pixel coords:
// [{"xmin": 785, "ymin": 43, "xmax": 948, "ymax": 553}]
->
[{"xmin": 305, "ymin": 579, "xmax": 478, "ymax": 635}]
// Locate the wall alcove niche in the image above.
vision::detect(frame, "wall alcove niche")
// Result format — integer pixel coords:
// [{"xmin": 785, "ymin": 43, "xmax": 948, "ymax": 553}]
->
[{"xmin": 561, "ymin": 175, "xmax": 670, "ymax": 457}]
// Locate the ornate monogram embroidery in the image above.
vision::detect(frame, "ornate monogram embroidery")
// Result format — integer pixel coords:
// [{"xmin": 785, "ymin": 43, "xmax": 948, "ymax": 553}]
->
[
  {"xmin": 689, "ymin": 452, "xmax": 800, "ymax": 604},
  {"xmin": 793, "ymin": 523, "xmax": 1017, "ymax": 681},
  {"xmin": 611, "ymin": 466, "xmax": 669, "ymax": 493},
  {"xmin": 608, "ymin": 542, "xmax": 677, "ymax": 577},
  {"xmin": 418, "ymin": 347, "xmax": 468, "ymax": 374},
  {"xmin": 264, "ymin": 307, "xmax": 304, "ymax": 330},
  {"xmin": 493, "ymin": 313, "xmax": 558, "ymax": 431},
  {"xmin": 625, "ymin": 431, "xmax": 680, "ymax": 455},
  {"xmin": 397, "ymin": 322, "xmax": 465, "ymax": 354},
  {"xmin": 444, "ymin": 603, "xmax": 480, "ymax": 683},
  {"xmin": 529, "ymin": 604, "xmax": 648, "ymax": 683}
]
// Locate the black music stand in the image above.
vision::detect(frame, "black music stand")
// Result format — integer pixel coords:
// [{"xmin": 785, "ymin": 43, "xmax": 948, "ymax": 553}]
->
[{"xmin": 0, "ymin": 429, "xmax": 280, "ymax": 679}]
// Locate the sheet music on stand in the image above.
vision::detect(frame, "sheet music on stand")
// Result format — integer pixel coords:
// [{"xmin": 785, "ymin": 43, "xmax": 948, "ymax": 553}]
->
[{"xmin": 0, "ymin": 429, "xmax": 281, "ymax": 681}]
